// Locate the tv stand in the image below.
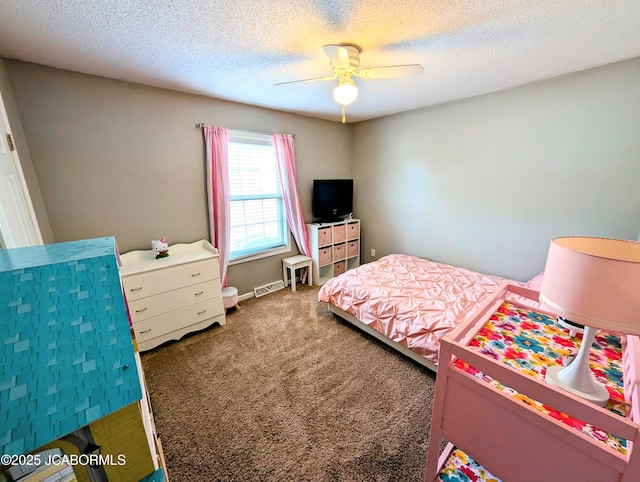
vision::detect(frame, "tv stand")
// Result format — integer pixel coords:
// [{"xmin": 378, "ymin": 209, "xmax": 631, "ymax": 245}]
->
[{"xmin": 306, "ymin": 219, "xmax": 360, "ymax": 285}]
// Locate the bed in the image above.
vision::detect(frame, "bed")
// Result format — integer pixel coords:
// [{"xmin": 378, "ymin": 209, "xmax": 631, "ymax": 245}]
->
[
  {"xmin": 426, "ymin": 283, "xmax": 640, "ymax": 482},
  {"xmin": 318, "ymin": 253, "xmax": 542, "ymax": 371}
]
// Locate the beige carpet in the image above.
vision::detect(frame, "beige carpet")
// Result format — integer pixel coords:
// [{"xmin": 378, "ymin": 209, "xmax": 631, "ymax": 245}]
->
[{"xmin": 141, "ymin": 284, "xmax": 436, "ymax": 481}]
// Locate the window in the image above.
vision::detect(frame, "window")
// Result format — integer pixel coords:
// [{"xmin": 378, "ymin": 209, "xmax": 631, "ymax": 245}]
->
[{"xmin": 227, "ymin": 130, "xmax": 289, "ymax": 262}]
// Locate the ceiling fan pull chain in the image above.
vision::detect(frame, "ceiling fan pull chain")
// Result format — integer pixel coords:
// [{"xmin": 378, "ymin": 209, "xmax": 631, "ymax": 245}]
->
[{"xmin": 342, "ymin": 105, "xmax": 346, "ymax": 124}]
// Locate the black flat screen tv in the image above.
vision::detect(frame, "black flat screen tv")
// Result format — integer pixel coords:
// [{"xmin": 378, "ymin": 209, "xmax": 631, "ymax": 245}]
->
[{"xmin": 312, "ymin": 179, "xmax": 353, "ymax": 222}]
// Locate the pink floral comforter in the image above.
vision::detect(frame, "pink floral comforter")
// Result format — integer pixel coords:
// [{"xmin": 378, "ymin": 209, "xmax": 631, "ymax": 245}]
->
[{"xmin": 318, "ymin": 254, "xmax": 521, "ymax": 365}]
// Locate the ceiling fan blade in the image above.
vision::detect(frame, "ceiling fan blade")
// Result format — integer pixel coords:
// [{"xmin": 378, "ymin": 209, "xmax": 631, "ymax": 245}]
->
[
  {"xmin": 275, "ymin": 74, "xmax": 336, "ymax": 86},
  {"xmin": 322, "ymin": 44, "xmax": 353, "ymax": 68},
  {"xmin": 356, "ymin": 64, "xmax": 424, "ymax": 79}
]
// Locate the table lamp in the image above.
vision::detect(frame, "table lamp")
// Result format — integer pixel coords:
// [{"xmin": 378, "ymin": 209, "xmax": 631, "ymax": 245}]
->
[{"xmin": 539, "ymin": 236, "xmax": 640, "ymax": 406}]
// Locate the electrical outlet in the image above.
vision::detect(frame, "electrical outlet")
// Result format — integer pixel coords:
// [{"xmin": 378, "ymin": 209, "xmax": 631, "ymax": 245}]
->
[{"xmin": 370, "ymin": 248, "xmax": 376, "ymax": 257}]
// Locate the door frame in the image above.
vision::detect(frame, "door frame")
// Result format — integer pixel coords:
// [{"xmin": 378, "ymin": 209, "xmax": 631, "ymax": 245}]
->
[{"xmin": 0, "ymin": 89, "xmax": 43, "ymax": 248}]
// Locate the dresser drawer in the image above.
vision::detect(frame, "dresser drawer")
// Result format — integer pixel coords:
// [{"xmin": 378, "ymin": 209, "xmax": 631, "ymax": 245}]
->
[
  {"xmin": 317, "ymin": 227, "xmax": 332, "ymax": 246},
  {"xmin": 123, "ymin": 258, "xmax": 218, "ymax": 301},
  {"xmin": 347, "ymin": 221, "xmax": 359, "ymax": 240},
  {"xmin": 127, "ymin": 279, "xmax": 221, "ymax": 323},
  {"xmin": 133, "ymin": 297, "xmax": 224, "ymax": 344},
  {"xmin": 318, "ymin": 247, "xmax": 332, "ymax": 266},
  {"xmin": 347, "ymin": 240, "xmax": 359, "ymax": 258},
  {"xmin": 333, "ymin": 224, "xmax": 346, "ymax": 243}
]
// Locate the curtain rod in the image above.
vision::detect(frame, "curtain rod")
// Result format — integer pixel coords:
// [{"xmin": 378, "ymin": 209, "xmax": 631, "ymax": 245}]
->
[{"xmin": 195, "ymin": 123, "xmax": 294, "ymax": 137}]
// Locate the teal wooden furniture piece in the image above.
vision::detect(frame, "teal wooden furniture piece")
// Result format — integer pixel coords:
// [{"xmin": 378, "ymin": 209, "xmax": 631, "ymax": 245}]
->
[{"xmin": 0, "ymin": 237, "xmax": 142, "ymax": 457}]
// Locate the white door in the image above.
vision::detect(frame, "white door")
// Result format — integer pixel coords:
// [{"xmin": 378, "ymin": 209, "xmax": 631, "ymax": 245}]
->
[{"xmin": 0, "ymin": 90, "xmax": 42, "ymax": 248}]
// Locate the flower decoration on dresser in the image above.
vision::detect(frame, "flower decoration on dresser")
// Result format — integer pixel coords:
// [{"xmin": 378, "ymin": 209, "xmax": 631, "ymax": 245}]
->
[{"xmin": 151, "ymin": 238, "xmax": 169, "ymax": 259}]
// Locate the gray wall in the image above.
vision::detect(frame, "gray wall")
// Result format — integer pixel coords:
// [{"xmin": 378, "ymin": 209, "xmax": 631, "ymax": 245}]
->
[
  {"xmin": 5, "ymin": 61, "xmax": 351, "ymax": 295},
  {"xmin": 6, "ymin": 58, "xmax": 640, "ymax": 293},
  {"xmin": 0, "ymin": 58, "xmax": 53, "ymax": 243},
  {"xmin": 352, "ymin": 58, "xmax": 640, "ymax": 282}
]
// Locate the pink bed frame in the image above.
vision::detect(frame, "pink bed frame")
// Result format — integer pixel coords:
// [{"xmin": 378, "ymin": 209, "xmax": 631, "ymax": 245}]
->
[{"xmin": 425, "ymin": 283, "xmax": 640, "ymax": 482}]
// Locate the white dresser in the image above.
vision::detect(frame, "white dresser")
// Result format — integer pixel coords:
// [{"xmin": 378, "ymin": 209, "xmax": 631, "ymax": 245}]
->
[{"xmin": 120, "ymin": 240, "xmax": 226, "ymax": 351}]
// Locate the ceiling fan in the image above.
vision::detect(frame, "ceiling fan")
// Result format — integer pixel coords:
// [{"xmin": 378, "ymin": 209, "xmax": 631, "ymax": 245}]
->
[{"xmin": 277, "ymin": 44, "xmax": 424, "ymax": 123}]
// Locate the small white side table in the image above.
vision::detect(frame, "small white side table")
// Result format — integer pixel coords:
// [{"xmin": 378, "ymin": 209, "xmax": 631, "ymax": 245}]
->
[{"xmin": 282, "ymin": 255, "xmax": 313, "ymax": 292}]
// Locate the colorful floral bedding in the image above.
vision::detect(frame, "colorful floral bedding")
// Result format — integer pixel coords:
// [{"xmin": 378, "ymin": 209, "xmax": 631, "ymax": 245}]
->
[
  {"xmin": 439, "ymin": 300, "xmax": 626, "ymax": 481},
  {"xmin": 318, "ymin": 254, "xmax": 529, "ymax": 365},
  {"xmin": 439, "ymin": 449, "xmax": 501, "ymax": 482},
  {"xmin": 455, "ymin": 300, "xmax": 626, "ymax": 451}
]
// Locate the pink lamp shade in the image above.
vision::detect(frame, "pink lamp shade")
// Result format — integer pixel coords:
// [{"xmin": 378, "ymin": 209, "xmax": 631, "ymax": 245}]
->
[{"xmin": 539, "ymin": 237, "xmax": 640, "ymax": 335}]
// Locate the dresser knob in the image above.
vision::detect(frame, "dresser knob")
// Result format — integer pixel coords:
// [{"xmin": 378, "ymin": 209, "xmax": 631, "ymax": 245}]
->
[
  {"xmin": 191, "ymin": 272, "xmax": 201, "ymax": 277},
  {"xmin": 130, "ymin": 287, "xmax": 143, "ymax": 292},
  {"xmin": 135, "ymin": 307, "xmax": 148, "ymax": 313},
  {"xmin": 197, "ymin": 310, "xmax": 207, "ymax": 316},
  {"xmin": 194, "ymin": 291, "xmax": 204, "ymax": 296}
]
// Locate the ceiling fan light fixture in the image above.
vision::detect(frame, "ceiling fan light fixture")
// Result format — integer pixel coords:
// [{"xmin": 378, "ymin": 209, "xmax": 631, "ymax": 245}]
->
[{"xmin": 333, "ymin": 79, "xmax": 358, "ymax": 106}]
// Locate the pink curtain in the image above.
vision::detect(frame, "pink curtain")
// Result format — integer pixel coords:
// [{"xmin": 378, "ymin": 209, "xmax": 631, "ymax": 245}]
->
[
  {"xmin": 273, "ymin": 134, "xmax": 311, "ymax": 282},
  {"xmin": 203, "ymin": 126, "xmax": 230, "ymax": 287}
]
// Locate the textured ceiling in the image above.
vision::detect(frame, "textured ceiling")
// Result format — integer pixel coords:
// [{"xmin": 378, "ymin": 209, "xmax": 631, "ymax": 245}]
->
[{"xmin": 1, "ymin": 1, "xmax": 639, "ymax": 123}]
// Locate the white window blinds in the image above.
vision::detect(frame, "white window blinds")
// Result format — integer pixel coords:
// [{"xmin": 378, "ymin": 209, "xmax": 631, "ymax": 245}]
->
[{"xmin": 227, "ymin": 131, "xmax": 288, "ymax": 261}]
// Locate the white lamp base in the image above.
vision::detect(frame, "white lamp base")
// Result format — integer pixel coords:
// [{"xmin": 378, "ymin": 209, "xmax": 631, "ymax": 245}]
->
[
  {"xmin": 545, "ymin": 365, "xmax": 609, "ymax": 406},
  {"xmin": 544, "ymin": 325, "xmax": 609, "ymax": 407}
]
